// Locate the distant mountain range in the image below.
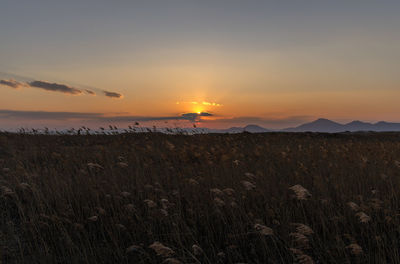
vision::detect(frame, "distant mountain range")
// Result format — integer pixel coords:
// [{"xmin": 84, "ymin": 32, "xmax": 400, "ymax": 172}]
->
[
  {"xmin": 283, "ymin": 118, "xmax": 400, "ymax": 132},
  {"xmin": 218, "ymin": 118, "xmax": 400, "ymax": 133},
  {"xmin": 9, "ymin": 118, "xmax": 400, "ymax": 134},
  {"xmin": 217, "ymin": 124, "xmax": 271, "ymax": 133}
]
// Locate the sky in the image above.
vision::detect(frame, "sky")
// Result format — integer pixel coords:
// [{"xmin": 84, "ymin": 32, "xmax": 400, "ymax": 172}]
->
[{"xmin": 1, "ymin": 0, "xmax": 400, "ymax": 130}]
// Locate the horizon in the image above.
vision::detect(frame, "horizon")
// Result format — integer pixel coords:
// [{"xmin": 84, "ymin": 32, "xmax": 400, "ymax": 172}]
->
[
  {"xmin": 1, "ymin": 1, "xmax": 400, "ymax": 130},
  {"xmin": 2, "ymin": 116, "xmax": 400, "ymax": 133}
]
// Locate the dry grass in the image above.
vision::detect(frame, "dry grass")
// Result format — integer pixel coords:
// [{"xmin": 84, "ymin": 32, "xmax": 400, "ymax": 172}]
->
[{"xmin": 1, "ymin": 131, "xmax": 400, "ymax": 263}]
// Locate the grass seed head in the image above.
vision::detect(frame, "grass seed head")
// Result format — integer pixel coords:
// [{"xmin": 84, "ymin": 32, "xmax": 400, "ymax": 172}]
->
[
  {"xmin": 192, "ymin": 244, "xmax": 204, "ymax": 256},
  {"xmin": 356, "ymin": 212, "xmax": 371, "ymax": 223},
  {"xmin": 290, "ymin": 232, "xmax": 310, "ymax": 248},
  {"xmin": 244, "ymin": 172, "xmax": 256, "ymax": 180},
  {"xmin": 162, "ymin": 258, "xmax": 182, "ymax": 264},
  {"xmin": 289, "ymin": 248, "xmax": 315, "ymax": 264},
  {"xmin": 210, "ymin": 188, "xmax": 224, "ymax": 196},
  {"xmin": 223, "ymin": 188, "xmax": 235, "ymax": 196},
  {"xmin": 241, "ymin": 181, "xmax": 256, "ymax": 191},
  {"xmin": 1, "ymin": 186, "xmax": 14, "ymax": 196},
  {"xmin": 117, "ymin": 162, "xmax": 128, "ymax": 168},
  {"xmin": 19, "ymin": 182, "xmax": 31, "ymax": 190},
  {"xmin": 214, "ymin": 197, "xmax": 225, "ymax": 207},
  {"xmin": 120, "ymin": 191, "xmax": 131, "ymax": 198},
  {"xmin": 88, "ymin": 215, "xmax": 98, "ymax": 222},
  {"xmin": 291, "ymin": 223, "xmax": 314, "ymax": 236},
  {"xmin": 124, "ymin": 203, "xmax": 136, "ymax": 213},
  {"xmin": 289, "ymin": 185, "xmax": 311, "ymax": 200},
  {"xmin": 126, "ymin": 245, "xmax": 142, "ymax": 254},
  {"xmin": 347, "ymin": 202, "xmax": 360, "ymax": 211},
  {"xmin": 254, "ymin": 224, "xmax": 274, "ymax": 236},
  {"xmin": 149, "ymin": 241, "xmax": 175, "ymax": 257},
  {"xmin": 144, "ymin": 199, "xmax": 157, "ymax": 208},
  {"xmin": 187, "ymin": 178, "xmax": 199, "ymax": 186},
  {"xmin": 160, "ymin": 198, "xmax": 170, "ymax": 209},
  {"xmin": 346, "ymin": 243, "xmax": 363, "ymax": 255},
  {"xmin": 87, "ymin": 163, "xmax": 103, "ymax": 169}
]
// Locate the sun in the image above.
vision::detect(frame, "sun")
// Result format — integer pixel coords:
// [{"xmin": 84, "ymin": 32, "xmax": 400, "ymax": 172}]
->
[
  {"xmin": 176, "ymin": 100, "xmax": 222, "ymax": 115},
  {"xmin": 193, "ymin": 106, "xmax": 204, "ymax": 114}
]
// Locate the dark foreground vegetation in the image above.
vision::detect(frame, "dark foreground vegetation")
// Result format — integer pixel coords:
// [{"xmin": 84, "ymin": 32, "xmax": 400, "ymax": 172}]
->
[{"xmin": 1, "ymin": 132, "xmax": 400, "ymax": 263}]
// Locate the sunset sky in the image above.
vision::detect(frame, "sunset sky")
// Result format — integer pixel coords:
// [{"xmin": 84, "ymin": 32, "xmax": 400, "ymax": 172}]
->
[{"xmin": 1, "ymin": 1, "xmax": 400, "ymax": 129}]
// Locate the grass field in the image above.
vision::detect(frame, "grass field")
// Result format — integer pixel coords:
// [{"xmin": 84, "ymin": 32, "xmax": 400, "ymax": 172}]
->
[{"xmin": 1, "ymin": 132, "xmax": 400, "ymax": 263}]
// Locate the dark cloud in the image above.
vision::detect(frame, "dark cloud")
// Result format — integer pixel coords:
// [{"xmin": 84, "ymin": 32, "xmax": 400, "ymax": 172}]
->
[
  {"xmin": 28, "ymin": 81, "xmax": 82, "ymax": 95},
  {"xmin": 181, "ymin": 112, "xmax": 213, "ymax": 122},
  {"xmin": 98, "ymin": 112, "xmax": 213, "ymax": 123},
  {"xmin": 85, "ymin": 89, "xmax": 96, "ymax": 95},
  {"xmin": 1, "ymin": 73, "xmax": 123, "ymax": 99},
  {"xmin": 0, "ymin": 79, "xmax": 26, "ymax": 89},
  {"xmin": 103, "ymin": 90, "xmax": 123, "ymax": 99}
]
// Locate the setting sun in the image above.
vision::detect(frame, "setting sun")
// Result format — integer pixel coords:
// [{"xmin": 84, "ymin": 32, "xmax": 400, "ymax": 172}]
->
[{"xmin": 194, "ymin": 106, "xmax": 204, "ymax": 114}]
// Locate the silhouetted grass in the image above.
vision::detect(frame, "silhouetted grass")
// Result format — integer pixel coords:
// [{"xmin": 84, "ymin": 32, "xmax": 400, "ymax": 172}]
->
[{"xmin": 1, "ymin": 132, "xmax": 400, "ymax": 263}]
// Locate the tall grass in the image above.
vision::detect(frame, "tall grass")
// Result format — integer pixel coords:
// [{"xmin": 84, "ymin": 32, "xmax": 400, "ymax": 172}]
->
[{"xmin": 1, "ymin": 132, "xmax": 400, "ymax": 263}]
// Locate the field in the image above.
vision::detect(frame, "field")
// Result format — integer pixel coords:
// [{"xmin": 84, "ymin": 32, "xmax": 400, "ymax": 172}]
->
[{"xmin": 1, "ymin": 132, "xmax": 400, "ymax": 263}]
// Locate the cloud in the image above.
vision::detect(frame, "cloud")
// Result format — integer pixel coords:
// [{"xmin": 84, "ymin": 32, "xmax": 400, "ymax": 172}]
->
[
  {"xmin": 103, "ymin": 90, "xmax": 123, "ymax": 99},
  {"xmin": 201, "ymin": 101, "xmax": 222, "ymax": 106},
  {"xmin": 176, "ymin": 101, "xmax": 222, "ymax": 107},
  {"xmin": 99, "ymin": 112, "xmax": 213, "ymax": 123},
  {"xmin": 181, "ymin": 112, "xmax": 213, "ymax": 122},
  {"xmin": 0, "ymin": 79, "xmax": 26, "ymax": 89},
  {"xmin": 85, "ymin": 89, "xmax": 96, "ymax": 95},
  {"xmin": 29, "ymin": 81, "xmax": 82, "ymax": 95},
  {"xmin": 1, "ymin": 72, "xmax": 123, "ymax": 99}
]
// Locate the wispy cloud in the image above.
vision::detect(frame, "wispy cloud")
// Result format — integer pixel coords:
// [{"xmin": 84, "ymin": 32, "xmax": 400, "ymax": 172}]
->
[
  {"xmin": 176, "ymin": 101, "xmax": 222, "ymax": 107},
  {"xmin": 1, "ymin": 75, "xmax": 123, "ymax": 99},
  {"xmin": 85, "ymin": 89, "xmax": 96, "ymax": 95},
  {"xmin": 96, "ymin": 112, "xmax": 213, "ymax": 122},
  {"xmin": 103, "ymin": 90, "xmax": 123, "ymax": 99},
  {"xmin": 28, "ymin": 80, "xmax": 82, "ymax": 95},
  {"xmin": 200, "ymin": 101, "xmax": 222, "ymax": 106},
  {"xmin": 0, "ymin": 79, "xmax": 27, "ymax": 89}
]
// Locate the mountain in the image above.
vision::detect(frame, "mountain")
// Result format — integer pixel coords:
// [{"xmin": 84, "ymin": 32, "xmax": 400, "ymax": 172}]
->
[
  {"xmin": 144, "ymin": 121, "xmax": 400, "ymax": 133},
  {"xmin": 284, "ymin": 118, "xmax": 344, "ymax": 132},
  {"xmin": 243, "ymin": 124, "xmax": 271, "ymax": 133},
  {"xmin": 284, "ymin": 118, "xmax": 400, "ymax": 132},
  {"xmin": 218, "ymin": 126, "xmax": 244, "ymax": 133},
  {"xmin": 369, "ymin": 121, "xmax": 400, "ymax": 132},
  {"xmin": 344, "ymin": 121, "xmax": 375, "ymax": 131},
  {"xmin": 221, "ymin": 124, "xmax": 270, "ymax": 133}
]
